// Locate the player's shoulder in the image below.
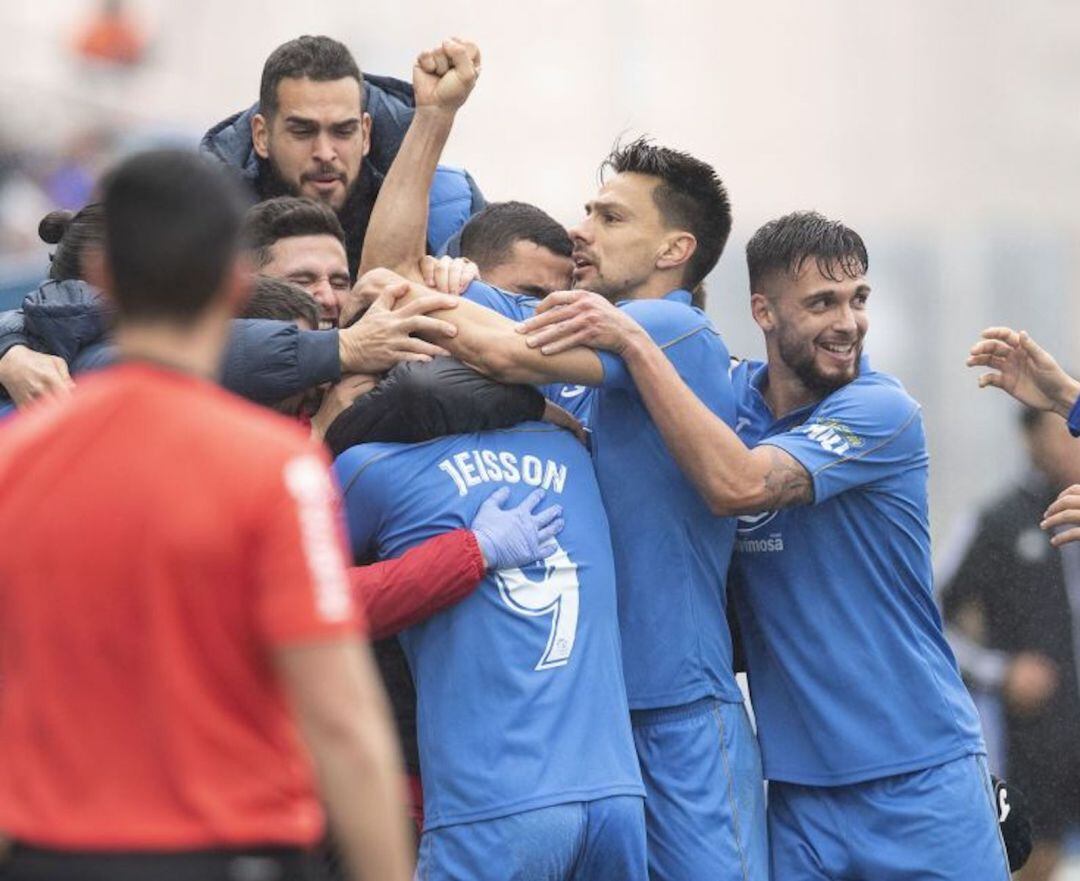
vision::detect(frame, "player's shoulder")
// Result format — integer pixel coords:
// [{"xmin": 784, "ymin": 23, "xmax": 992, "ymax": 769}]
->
[
  {"xmin": 333, "ymin": 440, "xmax": 412, "ymax": 496},
  {"xmin": 729, "ymin": 357, "xmax": 763, "ymax": 392},
  {"xmin": 819, "ymin": 367, "xmax": 920, "ymax": 425},
  {"xmin": 494, "ymin": 420, "xmax": 592, "ymax": 460},
  {"xmin": 462, "ymin": 280, "xmax": 537, "ymax": 319},
  {"xmin": 620, "ymin": 293, "xmax": 724, "ymax": 354}
]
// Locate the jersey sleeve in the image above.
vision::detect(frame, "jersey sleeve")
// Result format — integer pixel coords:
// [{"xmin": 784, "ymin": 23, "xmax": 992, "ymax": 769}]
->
[
  {"xmin": 461, "ymin": 280, "xmax": 536, "ymax": 321},
  {"xmin": 253, "ymin": 448, "xmax": 363, "ymax": 646},
  {"xmin": 598, "ymin": 299, "xmax": 724, "ymax": 391},
  {"xmin": 334, "ymin": 444, "xmax": 395, "ymax": 561},
  {"xmin": 759, "ymin": 379, "xmax": 924, "ymax": 505},
  {"xmin": 350, "ymin": 529, "xmax": 486, "ymax": 639}
]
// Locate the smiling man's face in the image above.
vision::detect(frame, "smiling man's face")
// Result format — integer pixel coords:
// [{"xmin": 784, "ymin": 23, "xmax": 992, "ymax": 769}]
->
[{"xmin": 761, "ymin": 259, "xmax": 870, "ymax": 395}]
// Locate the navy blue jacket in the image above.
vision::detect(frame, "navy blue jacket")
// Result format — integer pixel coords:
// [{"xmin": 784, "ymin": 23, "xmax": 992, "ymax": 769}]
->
[{"xmin": 0, "ymin": 280, "xmax": 340, "ymax": 406}]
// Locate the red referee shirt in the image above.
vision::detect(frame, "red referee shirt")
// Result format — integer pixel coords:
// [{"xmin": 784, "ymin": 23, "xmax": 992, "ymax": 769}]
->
[{"xmin": 0, "ymin": 363, "xmax": 362, "ymax": 851}]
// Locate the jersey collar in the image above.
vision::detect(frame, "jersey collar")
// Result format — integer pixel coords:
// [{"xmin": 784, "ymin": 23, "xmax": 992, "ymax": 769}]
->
[
  {"xmin": 746, "ymin": 354, "xmax": 874, "ymax": 431},
  {"xmin": 614, "ymin": 288, "xmax": 693, "ymax": 307}
]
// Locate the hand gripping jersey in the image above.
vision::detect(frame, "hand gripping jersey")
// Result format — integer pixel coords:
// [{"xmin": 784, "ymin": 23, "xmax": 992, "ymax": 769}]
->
[
  {"xmin": 462, "ymin": 281, "xmax": 596, "ymax": 426},
  {"xmin": 729, "ymin": 358, "xmax": 985, "ymax": 785},
  {"xmin": 593, "ymin": 290, "xmax": 743, "ymax": 709},
  {"xmin": 334, "ymin": 423, "xmax": 643, "ymax": 830}
]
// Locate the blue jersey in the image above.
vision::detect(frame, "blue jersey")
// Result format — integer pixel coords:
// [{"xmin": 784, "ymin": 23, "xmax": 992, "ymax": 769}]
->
[
  {"xmin": 594, "ymin": 290, "xmax": 742, "ymax": 709},
  {"xmin": 730, "ymin": 358, "xmax": 984, "ymax": 786},
  {"xmin": 334, "ymin": 423, "xmax": 643, "ymax": 830},
  {"xmin": 463, "ymin": 281, "xmax": 595, "ymax": 426}
]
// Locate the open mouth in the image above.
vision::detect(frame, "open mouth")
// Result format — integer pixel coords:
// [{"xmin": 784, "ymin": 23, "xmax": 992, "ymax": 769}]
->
[
  {"xmin": 817, "ymin": 340, "xmax": 858, "ymax": 363},
  {"xmin": 571, "ymin": 254, "xmax": 595, "ymax": 281}
]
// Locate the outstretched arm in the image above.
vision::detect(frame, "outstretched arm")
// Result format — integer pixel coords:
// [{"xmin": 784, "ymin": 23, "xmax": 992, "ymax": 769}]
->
[
  {"xmin": 618, "ymin": 330, "xmax": 812, "ymax": 515},
  {"xmin": 351, "ymin": 487, "xmax": 563, "ymax": 638},
  {"xmin": 519, "ymin": 290, "xmax": 812, "ymax": 516},
  {"xmin": 353, "ymin": 271, "xmax": 603, "ymax": 386},
  {"xmin": 359, "ymin": 39, "xmax": 480, "ymax": 282}
]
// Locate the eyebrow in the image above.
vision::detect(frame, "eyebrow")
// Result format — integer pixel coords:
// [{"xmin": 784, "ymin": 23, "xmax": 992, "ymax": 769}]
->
[
  {"xmin": 586, "ymin": 196, "xmax": 630, "ymax": 215},
  {"xmin": 283, "ymin": 115, "xmax": 362, "ymax": 127},
  {"xmin": 805, "ymin": 284, "xmax": 872, "ymax": 299}
]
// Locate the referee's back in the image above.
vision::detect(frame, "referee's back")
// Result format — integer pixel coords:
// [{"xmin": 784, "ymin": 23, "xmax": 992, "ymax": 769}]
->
[
  {"xmin": 0, "ymin": 149, "xmax": 413, "ymax": 881},
  {"xmin": 0, "ymin": 362, "xmax": 352, "ymax": 849}
]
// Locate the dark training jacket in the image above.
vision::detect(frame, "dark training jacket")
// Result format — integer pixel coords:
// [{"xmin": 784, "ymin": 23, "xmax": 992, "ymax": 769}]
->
[
  {"xmin": 0, "ymin": 280, "xmax": 340, "ymax": 406},
  {"xmin": 199, "ymin": 73, "xmax": 486, "ymax": 272},
  {"xmin": 940, "ymin": 476, "xmax": 1080, "ymax": 768}
]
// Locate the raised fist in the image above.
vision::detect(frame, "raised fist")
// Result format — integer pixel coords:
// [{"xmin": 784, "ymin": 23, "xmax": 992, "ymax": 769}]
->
[{"xmin": 413, "ymin": 38, "xmax": 481, "ymax": 112}]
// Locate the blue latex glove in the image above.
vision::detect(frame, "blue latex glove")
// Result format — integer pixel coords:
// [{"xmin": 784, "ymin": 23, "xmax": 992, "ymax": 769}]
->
[{"xmin": 471, "ymin": 487, "xmax": 564, "ymax": 570}]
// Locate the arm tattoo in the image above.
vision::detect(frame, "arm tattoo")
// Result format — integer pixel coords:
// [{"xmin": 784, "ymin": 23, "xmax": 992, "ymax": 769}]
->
[{"xmin": 760, "ymin": 446, "xmax": 814, "ymax": 509}]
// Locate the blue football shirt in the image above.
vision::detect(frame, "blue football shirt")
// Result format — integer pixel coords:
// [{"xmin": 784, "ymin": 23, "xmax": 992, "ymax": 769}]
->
[
  {"xmin": 334, "ymin": 423, "xmax": 643, "ymax": 830},
  {"xmin": 592, "ymin": 290, "xmax": 742, "ymax": 709},
  {"xmin": 463, "ymin": 281, "xmax": 595, "ymax": 426},
  {"xmin": 730, "ymin": 358, "xmax": 985, "ymax": 786}
]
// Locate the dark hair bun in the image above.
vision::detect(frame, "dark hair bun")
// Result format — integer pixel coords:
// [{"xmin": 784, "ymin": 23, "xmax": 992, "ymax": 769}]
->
[{"xmin": 39, "ymin": 210, "xmax": 75, "ymax": 245}]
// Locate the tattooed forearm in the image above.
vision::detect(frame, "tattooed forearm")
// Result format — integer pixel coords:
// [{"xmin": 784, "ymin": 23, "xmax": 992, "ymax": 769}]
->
[{"xmin": 760, "ymin": 446, "xmax": 814, "ymax": 509}]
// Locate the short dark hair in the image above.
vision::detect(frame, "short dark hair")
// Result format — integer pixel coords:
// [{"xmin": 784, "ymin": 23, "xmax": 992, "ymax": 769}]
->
[
  {"xmin": 241, "ymin": 275, "xmax": 319, "ymax": 328},
  {"xmin": 459, "ymin": 201, "xmax": 572, "ymax": 272},
  {"xmin": 102, "ymin": 149, "xmax": 246, "ymax": 323},
  {"xmin": 603, "ymin": 137, "xmax": 732, "ymax": 290},
  {"xmin": 39, "ymin": 203, "xmax": 105, "ymax": 282},
  {"xmin": 240, "ymin": 196, "xmax": 346, "ymax": 268},
  {"xmin": 259, "ymin": 35, "xmax": 363, "ymax": 119},
  {"xmin": 746, "ymin": 211, "xmax": 868, "ymax": 293}
]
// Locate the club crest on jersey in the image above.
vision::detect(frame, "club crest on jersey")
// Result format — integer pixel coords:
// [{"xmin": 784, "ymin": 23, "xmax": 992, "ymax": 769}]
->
[
  {"xmin": 737, "ymin": 510, "xmax": 779, "ymax": 534},
  {"xmin": 735, "ymin": 511, "xmax": 784, "ymax": 553}
]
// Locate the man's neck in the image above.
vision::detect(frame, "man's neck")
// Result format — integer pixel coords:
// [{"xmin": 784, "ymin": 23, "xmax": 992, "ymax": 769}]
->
[
  {"xmin": 760, "ymin": 354, "xmax": 827, "ymax": 420},
  {"xmin": 114, "ymin": 317, "xmax": 229, "ymax": 380},
  {"xmin": 617, "ymin": 273, "xmax": 685, "ymax": 303}
]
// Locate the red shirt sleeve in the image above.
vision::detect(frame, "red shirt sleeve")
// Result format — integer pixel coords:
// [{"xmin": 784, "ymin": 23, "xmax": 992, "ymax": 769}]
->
[
  {"xmin": 350, "ymin": 529, "xmax": 485, "ymax": 639},
  {"xmin": 255, "ymin": 450, "xmax": 365, "ymax": 645}
]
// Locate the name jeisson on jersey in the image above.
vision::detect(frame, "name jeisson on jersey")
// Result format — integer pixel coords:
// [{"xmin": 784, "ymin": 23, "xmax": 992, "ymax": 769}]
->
[{"xmin": 438, "ymin": 449, "xmax": 568, "ymax": 497}]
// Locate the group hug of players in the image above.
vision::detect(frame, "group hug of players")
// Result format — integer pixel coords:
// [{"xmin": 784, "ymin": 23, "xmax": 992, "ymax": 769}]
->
[{"xmin": 1, "ymin": 30, "xmax": 1068, "ymax": 881}]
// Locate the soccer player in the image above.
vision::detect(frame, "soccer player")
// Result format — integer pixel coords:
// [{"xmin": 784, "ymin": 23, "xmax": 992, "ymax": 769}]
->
[
  {"xmin": 358, "ymin": 38, "xmax": 766, "ymax": 880},
  {"xmin": 940, "ymin": 404, "xmax": 1079, "ymax": 881},
  {"xmin": 521, "ymin": 210, "xmax": 1009, "ymax": 880},
  {"xmin": 0, "ymin": 150, "xmax": 412, "ymax": 880},
  {"xmin": 458, "ymin": 200, "xmax": 574, "ymax": 297},
  {"xmin": 241, "ymin": 197, "xmax": 354, "ymax": 328},
  {"xmin": 333, "ymin": 361, "xmax": 646, "ymax": 880},
  {"xmin": 201, "ymin": 35, "xmax": 484, "ymax": 275}
]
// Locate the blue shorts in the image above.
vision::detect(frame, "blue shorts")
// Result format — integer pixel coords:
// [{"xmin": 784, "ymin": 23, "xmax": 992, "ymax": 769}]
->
[
  {"xmin": 631, "ymin": 697, "xmax": 767, "ymax": 881},
  {"xmin": 414, "ymin": 795, "xmax": 646, "ymax": 881},
  {"xmin": 769, "ymin": 753, "xmax": 1010, "ymax": 880}
]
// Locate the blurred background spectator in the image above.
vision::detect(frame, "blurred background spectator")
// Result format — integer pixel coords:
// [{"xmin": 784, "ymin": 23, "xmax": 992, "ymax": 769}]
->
[{"xmin": 939, "ymin": 406, "xmax": 1080, "ymax": 881}]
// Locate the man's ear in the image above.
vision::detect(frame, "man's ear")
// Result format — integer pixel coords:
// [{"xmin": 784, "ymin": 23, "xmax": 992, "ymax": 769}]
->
[
  {"xmin": 82, "ymin": 248, "xmax": 113, "ymax": 300},
  {"xmin": 252, "ymin": 113, "xmax": 270, "ymax": 160},
  {"xmin": 656, "ymin": 232, "xmax": 696, "ymax": 275},
  {"xmin": 751, "ymin": 291, "xmax": 775, "ymax": 332},
  {"xmin": 360, "ymin": 112, "xmax": 372, "ymax": 158}
]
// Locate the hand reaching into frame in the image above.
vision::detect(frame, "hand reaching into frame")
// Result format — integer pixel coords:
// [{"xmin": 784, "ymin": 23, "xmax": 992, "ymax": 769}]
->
[{"xmin": 967, "ymin": 327, "xmax": 1080, "ymax": 418}]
